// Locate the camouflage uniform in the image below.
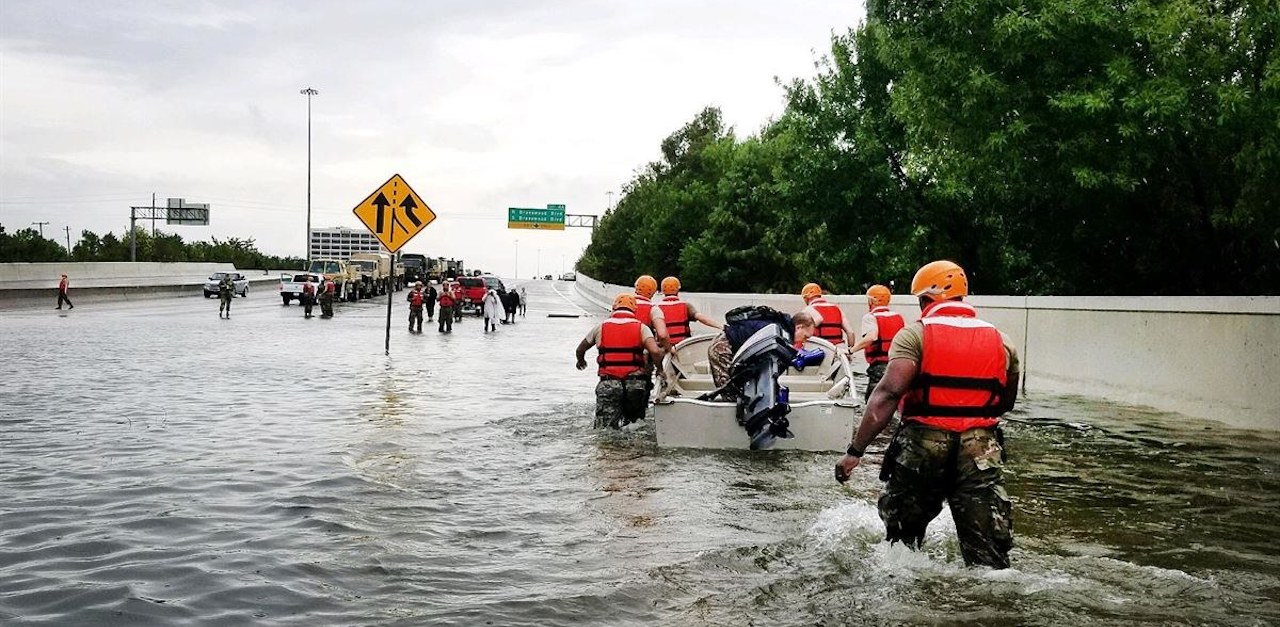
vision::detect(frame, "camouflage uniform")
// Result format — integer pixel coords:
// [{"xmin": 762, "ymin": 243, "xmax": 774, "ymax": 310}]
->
[
  {"xmin": 594, "ymin": 375, "xmax": 650, "ymax": 429},
  {"xmin": 707, "ymin": 332, "xmax": 735, "ymax": 398},
  {"xmin": 878, "ymin": 421, "xmax": 1013, "ymax": 568},
  {"xmin": 864, "ymin": 362, "xmax": 887, "ymax": 402},
  {"xmin": 218, "ymin": 277, "xmax": 234, "ymax": 318}
]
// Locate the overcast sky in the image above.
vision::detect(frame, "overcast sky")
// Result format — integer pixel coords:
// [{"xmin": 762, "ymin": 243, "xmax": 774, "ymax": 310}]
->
[{"xmin": 1, "ymin": 1, "xmax": 863, "ymax": 277}]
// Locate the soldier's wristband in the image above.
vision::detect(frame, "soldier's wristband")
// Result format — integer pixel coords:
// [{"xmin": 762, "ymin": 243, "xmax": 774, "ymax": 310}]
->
[{"xmin": 846, "ymin": 443, "xmax": 864, "ymax": 458}]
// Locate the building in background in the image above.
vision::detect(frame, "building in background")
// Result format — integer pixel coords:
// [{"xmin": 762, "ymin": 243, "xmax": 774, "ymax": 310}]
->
[{"xmin": 310, "ymin": 226, "xmax": 385, "ymax": 260}]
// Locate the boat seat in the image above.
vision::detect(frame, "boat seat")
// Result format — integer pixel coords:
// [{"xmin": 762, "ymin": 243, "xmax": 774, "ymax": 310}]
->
[{"xmin": 693, "ymin": 359, "xmax": 711, "ymax": 375}]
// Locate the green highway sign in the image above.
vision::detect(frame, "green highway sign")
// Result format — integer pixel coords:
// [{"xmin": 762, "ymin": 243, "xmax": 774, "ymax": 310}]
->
[{"xmin": 508, "ymin": 206, "xmax": 566, "ymax": 230}]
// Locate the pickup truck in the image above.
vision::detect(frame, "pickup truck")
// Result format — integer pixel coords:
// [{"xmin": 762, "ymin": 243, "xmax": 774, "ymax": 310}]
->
[
  {"xmin": 204, "ymin": 272, "xmax": 249, "ymax": 298},
  {"xmin": 456, "ymin": 276, "xmax": 488, "ymax": 313},
  {"xmin": 279, "ymin": 272, "xmax": 324, "ymax": 305}
]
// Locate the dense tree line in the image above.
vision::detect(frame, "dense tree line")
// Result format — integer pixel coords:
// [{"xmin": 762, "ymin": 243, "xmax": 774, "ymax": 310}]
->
[
  {"xmin": 580, "ymin": 0, "xmax": 1279, "ymax": 295},
  {"xmin": 0, "ymin": 226, "xmax": 304, "ymax": 270}
]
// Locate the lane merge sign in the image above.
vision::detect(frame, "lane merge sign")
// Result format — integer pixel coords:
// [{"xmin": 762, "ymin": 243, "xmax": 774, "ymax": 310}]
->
[
  {"xmin": 353, "ymin": 174, "xmax": 436, "ymax": 252},
  {"xmin": 508, "ymin": 204, "xmax": 565, "ymax": 230}
]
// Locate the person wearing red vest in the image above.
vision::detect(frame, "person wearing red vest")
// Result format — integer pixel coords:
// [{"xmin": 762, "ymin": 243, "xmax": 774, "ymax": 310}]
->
[
  {"xmin": 576, "ymin": 293, "xmax": 665, "ymax": 429},
  {"xmin": 437, "ymin": 283, "xmax": 456, "ymax": 333},
  {"xmin": 801, "ymin": 283, "xmax": 857, "ymax": 348},
  {"xmin": 848, "ymin": 284, "xmax": 907, "ymax": 402},
  {"xmin": 654, "ymin": 276, "xmax": 722, "ymax": 350},
  {"xmin": 301, "ymin": 277, "xmax": 317, "ymax": 319},
  {"xmin": 406, "ymin": 281, "xmax": 426, "ymax": 333},
  {"xmin": 835, "ymin": 260, "xmax": 1021, "ymax": 569}
]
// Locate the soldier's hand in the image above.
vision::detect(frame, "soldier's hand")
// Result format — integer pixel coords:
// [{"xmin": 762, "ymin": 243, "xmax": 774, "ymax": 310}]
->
[
  {"xmin": 576, "ymin": 358, "xmax": 587, "ymax": 370},
  {"xmin": 834, "ymin": 454, "xmax": 861, "ymax": 484}
]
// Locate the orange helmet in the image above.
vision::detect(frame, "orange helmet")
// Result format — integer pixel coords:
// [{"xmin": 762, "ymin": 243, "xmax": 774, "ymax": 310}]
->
[
  {"xmin": 801, "ymin": 282, "xmax": 823, "ymax": 302},
  {"xmin": 661, "ymin": 276, "xmax": 681, "ymax": 295},
  {"xmin": 867, "ymin": 284, "xmax": 892, "ymax": 308},
  {"xmin": 634, "ymin": 275, "xmax": 658, "ymax": 299},
  {"xmin": 613, "ymin": 293, "xmax": 637, "ymax": 312},
  {"xmin": 911, "ymin": 260, "xmax": 968, "ymax": 301}
]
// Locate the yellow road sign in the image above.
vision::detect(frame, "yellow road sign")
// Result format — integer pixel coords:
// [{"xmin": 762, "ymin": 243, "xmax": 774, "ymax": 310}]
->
[{"xmin": 352, "ymin": 174, "xmax": 436, "ymax": 253}]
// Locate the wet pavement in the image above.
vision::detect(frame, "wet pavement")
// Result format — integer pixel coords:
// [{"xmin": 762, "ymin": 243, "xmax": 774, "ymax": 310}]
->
[{"xmin": 2, "ymin": 280, "xmax": 1278, "ymax": 626}]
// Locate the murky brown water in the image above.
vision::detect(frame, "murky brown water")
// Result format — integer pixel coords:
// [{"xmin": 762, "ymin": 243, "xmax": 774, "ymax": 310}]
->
[{"xmin": 2, "ymin": 282, "xmax": 1277, "ymax": 625}]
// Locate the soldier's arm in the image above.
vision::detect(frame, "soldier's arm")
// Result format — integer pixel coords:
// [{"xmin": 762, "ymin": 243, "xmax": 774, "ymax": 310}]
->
[
  {"xmin": 848, "ymin": 324, "xmax": 876, "ymax": 354},
  {"xmin": 694, "ymin": 312, "xmax": 722, "ymax": 329},
  {"xmin": 651, "ymin": 309, "xmax": 670, "ymax": 347},
  {"xmin": 642, "ymin": 336, "xmax": 664, "ymax": 366},
  {"xmin": 575, "ymin": 337, "xmax": 595, "ymax": 370},
  {"xmin": 836, "ymin": 357, "xmax": 917, "ymax": 483}
]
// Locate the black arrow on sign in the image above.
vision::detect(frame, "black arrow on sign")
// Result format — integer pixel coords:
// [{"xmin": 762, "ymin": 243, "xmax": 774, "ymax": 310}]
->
[
  {"xmin": 400, "ymin": 195, "xmax": 423, "ymax": 227},
  {"xmin": 372, "ymin": 192, "xmax": 392, "ymax": 234}
]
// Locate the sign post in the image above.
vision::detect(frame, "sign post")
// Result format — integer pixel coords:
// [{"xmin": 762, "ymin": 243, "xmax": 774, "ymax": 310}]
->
[{"xmin": 352, "ymin": 174, "xmax": 436, "ymax": 355}]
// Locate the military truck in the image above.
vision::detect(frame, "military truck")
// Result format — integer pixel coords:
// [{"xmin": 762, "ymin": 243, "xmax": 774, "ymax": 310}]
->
[
  {"xmin": 349, "ymin": 252, "xmax": 394, "ymax": 298},
  {"xmin": 401, "ymin": 253, "xmax": 429, "ymax": 285},
  {"xmin": 308, "ymin": 259, "xmax": 361, "ymax": 302}
]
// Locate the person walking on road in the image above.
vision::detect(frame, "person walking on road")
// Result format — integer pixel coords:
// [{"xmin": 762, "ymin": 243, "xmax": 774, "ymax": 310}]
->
[
  {"xmin": 218, "ymin": 274, "xmax": 234, "ymax": 319},
  {"xmin": 319, "ymin": 279, "xmax": 336, "ymax": 319},
  {"xmin": 55, "ymin": 273, "xmax": 73, "ymax": 310},
  {"xmin": 801, "ymin": 282, "xmax": 858, "ymax": 349},
  {"xmin": 483, "ymin": 288, "xmax": 502, "ymax": 333},
  {"xmin": 518, "ymin": 287, "xmax": 527, "ymax": 316},
  {"xmin": 847, "ymin": 284, "xmax": 906, "ymax": 402},
  {"xmin": 575, "ymin": 293, "xmax": 665, "ymax": 429},
  {"xmin": 424, "ymin": 282, "xmax": 439, "ymax": 322},
  {"xmin": 301, "ymin": 277, "xmax": 317, "ymax": 319},
  {"xmin": 407, "ymin": 281, "xmax": 426, "ymax": 333},
  {"xmin": 835, "ymin": 260, "xmax": 1021, "ymax": 569},
  {"xmin": 437, "ymin": 285, "xmax": 455, "ymax": 333}
]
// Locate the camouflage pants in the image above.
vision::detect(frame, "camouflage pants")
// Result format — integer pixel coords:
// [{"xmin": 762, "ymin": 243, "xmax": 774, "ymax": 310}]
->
[
  {"xmin": 219, "ymin": 293, "xmax": 232, "ymax": 315},
  {"xmin": 594, "ymin": 376, "xmax": 649, "ymax": 429},
  {"xmin": 864, "ymin": 362, "xmax": 887, "ymax": 402},
  {"xmin": 878, "ymin": 421, "xmax": 1013, "ymax": 568},
  {"xmin": 708, "ymin": 332, "xmax": 735, "ymax": 399}
]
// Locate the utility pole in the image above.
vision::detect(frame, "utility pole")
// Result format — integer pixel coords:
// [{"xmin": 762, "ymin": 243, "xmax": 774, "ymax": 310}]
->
[
  {"xmin": 606, "ymin": 191, "xmax": 614, "ymax": 211},
  {"xmin": 301, "ymin": 87, "xmax": 319, "ymax": 269},
  {"xmin": 31, "ymin": 221, "xmax": 49, "ymax": 237},
  {"xmin": 64, "ymin": 226, "xmax": 72, "ymax": 252}
]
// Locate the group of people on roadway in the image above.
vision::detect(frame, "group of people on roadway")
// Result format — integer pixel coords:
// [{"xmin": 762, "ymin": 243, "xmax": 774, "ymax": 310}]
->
[
  {"xmin": 405, "ymin": 281, "xmax": 526, "ymax": 334},
  {"xmin": 575, "ymin": 259, "xmax": 1021, "ymax": 570}
]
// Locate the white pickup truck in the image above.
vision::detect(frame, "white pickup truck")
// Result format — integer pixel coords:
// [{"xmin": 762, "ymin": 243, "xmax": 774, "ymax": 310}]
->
[{"xmin": 279, "ymin": 272, "xmax": 324, "ymax": 305}]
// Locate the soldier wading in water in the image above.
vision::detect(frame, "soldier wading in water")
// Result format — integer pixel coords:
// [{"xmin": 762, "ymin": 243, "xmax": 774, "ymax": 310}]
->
[
  {"xmin": 575, "ymin": 293, "xmax": 664, "ymax": 429},
  {"xmin": 835, "ymin": 260, "xmax": 1021, "ymax": 568}
]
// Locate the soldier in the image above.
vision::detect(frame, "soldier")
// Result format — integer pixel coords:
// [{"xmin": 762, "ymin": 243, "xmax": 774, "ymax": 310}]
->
[
  {"xmin": 575, "ymin": 293, "xmax": 665, "ymax": 429},
  {"xmin": 218, "ymin": 274, "xmax": 234, "ymax": 319},
  {"xmin": 835, "ymin": 260, "xmax": 1021, "ymax": 569},
  {"xmin": 847, "ymin": 285, "xmax": 906, "ymax": 402},
  {"xmin": 407, "ymin": 281, "xmax": 426, "ymax": 333},
  {"xmin": 301, "ymin": 277, "xmax": 317, "ymax": 319},
  {"xmin": 319, "ymin": 278, "xmax": 336, "ymax": 319},
  {"xmin": 437, "ymin": 283, "xmax": 455, "ymax": 333}
]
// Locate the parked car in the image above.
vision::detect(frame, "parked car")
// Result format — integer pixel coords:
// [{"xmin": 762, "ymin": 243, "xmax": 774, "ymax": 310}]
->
[
  {"xmin": 543, "ymin": 274, "xmax": 553, "ymax": 280},
  {"xmin": 559, "ymin": 271, "xmax": 577, "ymax": 281},
  {"xmin": 204, "ymin": 272, "xmax": 248, "ymax": 298},
  {"xmin": 279, "ymin": 272, "xmax": 324, "ymax": 305},
  {"xmin": 456, "ymin": 276, "xmax": 488, "ymax": 313}
]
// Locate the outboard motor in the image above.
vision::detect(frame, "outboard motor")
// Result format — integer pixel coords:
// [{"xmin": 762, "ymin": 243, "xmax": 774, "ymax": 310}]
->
[{"xmin": 728, "ymin": 323, "xmax": 799, "ymax": 450}]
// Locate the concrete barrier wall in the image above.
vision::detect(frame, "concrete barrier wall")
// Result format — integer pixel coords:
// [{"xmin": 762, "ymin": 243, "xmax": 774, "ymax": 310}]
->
[
  {"xmin": 0, "ymin": 262, "xmax": 282, "ymax": 309},
  {"xmin": 576, "ymin": 274, "xmax": 1280, "ymax": 430}
]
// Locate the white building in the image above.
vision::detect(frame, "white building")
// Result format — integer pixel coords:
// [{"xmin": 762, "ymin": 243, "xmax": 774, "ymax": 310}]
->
[{"xmin": 310, "ymin": 227, "xmax": 385, "ymax": 260}]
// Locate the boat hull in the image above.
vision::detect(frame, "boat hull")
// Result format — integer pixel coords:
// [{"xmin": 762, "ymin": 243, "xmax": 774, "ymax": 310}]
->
[{"xmin": 654, "ymin": 397, "xmax": 858, "ymax": 451}]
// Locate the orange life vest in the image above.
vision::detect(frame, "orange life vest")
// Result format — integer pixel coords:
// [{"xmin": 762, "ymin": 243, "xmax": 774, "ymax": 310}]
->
[
  {"xmin": 865, "ymin": 306, "xmax": 906, "ymax": 365},
  {"xmin": 597, "ymin": 311, "xmax": 646, "ymax": 379},
  {"xmin": 901, "ymin": 301, "xmax": 1008, "ymax": 432},
  {"xmin": 810, "ymin": 298, "xmax": 846, "ymax": 344},
  {"xmin": 410, "ymin": 290, "xmax": 424, "ymax": 308},
  {"xmin": 656, "ymin": 296, "xmax": 691, "ymax": 344},
  {"xmin": 634, "ymin": 296, "xmax": 655, "ymax": 329},
  {"xmin": 438, "ymin": 292, "xmax": 455, "ymax": 307}
]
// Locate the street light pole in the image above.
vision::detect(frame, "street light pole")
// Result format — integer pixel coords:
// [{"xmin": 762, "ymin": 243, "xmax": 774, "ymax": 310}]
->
[{"xmin": 301, "ymin": 87, "xmax": 319, "ymax": 269}]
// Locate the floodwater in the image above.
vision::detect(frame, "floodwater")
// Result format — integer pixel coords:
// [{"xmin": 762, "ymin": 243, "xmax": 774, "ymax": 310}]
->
[{"xmin": 2, "ymin": 281, "xmax": 1277, "ymax": 626}]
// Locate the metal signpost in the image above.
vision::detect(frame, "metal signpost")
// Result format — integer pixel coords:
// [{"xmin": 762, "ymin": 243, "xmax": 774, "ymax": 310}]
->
[{"xmin": 352, "ymin": 174, "xmax": 437, "ymax": 355}]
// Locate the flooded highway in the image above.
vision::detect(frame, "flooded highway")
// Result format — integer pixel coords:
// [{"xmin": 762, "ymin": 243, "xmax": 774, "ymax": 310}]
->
[{"xmin": 2, "ymin": 280, "xmax": 1278, "ymax": 626}]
